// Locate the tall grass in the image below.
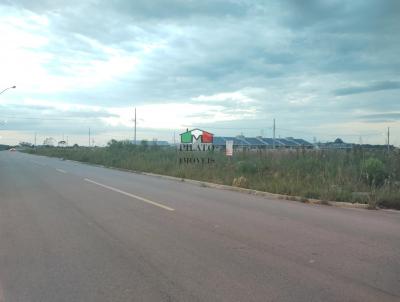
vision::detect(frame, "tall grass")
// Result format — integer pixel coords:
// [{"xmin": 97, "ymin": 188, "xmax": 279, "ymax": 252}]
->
[{"xmin": 24, "ymin": 141, "xmax": 400, "ymax": 209}]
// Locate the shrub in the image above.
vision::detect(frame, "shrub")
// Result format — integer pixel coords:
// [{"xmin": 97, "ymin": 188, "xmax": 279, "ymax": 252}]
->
[
  {"xmin": 232, "ymin": 176, "xmax": 249, "ymax": 188},
  {"xmin": 236, "ymin": 161, "xmax": 257, "ymax": 174},
  {"xmin": 376, "ymin": 189, "xmax": 400, "ymax": 209},
  {"xmin": 300, "ymin": 197, "xmax": 309, "ymax": 203},
  {"xmin": 363, "ymin": 158, "xmax": 388, "ymax": 187},
  {"xmin": 367, "ymin": 192, "xmax": 378, "ymax": 210},
  {"xmin": 22, "ymin": 145, "xmax": 400, "ymax": 209},
  {"xmin": 304, "ymin": 191, "xmax": 321, "ymax": 199}
]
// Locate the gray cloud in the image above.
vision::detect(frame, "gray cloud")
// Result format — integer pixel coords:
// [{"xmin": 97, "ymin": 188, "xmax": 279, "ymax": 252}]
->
[
  {"xmin": 0, "ymin": 104, "xmax": 119, "ymax": 136},
  {"xmin": 360, "ymin": 112, "xmax": 400, "ymax": 123},
  {"xmin": 105, "ymin": 0, "xmax": 252, "ymax": 19},
  {"xmin": 0, "ymin": 104, "xmax": 117, "ymax": 118},
  {"xmin": 334, "ymin": 81, "xmax": 400, "ymax": 96},
  {"xmin": 10, "ymin": 0, "xmax": 253, "ymax": 18},
  {"xmin": 1, "ymin": 0, "xmax": 399, "ymax": 145},
  {"xmin": 280, "ymin": 0, "xmax": 400, "ymax": 34}
]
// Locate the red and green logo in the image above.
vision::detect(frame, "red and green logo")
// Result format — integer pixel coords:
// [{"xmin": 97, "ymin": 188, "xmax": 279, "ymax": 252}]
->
[{"xmin": 180, "ymin": 128, "xmax": 214, "ymax": 144}]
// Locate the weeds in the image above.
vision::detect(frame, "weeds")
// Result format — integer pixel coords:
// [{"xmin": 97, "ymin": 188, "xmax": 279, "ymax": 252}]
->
[
  {"xmin": 232, "ymin": 176, "xmax": 249, "ymax": 188},
  {"xmin": 300, "ymin": 197, "xmax": 309, "ymax": 203},
  {"xmin": 23, "ymin": 143, "xmax": 400, "ymax": 209}
]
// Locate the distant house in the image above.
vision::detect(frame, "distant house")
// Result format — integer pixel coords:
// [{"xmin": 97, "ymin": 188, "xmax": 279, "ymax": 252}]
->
[{"xmin": 212, "ymin": 136, "xmax": 314, "ymax": 151}]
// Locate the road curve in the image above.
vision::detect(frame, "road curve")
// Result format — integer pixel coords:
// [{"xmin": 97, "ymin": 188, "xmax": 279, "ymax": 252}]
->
[{"xmin": 0, "ymin": 151, "xmax": 399, "ymax": 301}]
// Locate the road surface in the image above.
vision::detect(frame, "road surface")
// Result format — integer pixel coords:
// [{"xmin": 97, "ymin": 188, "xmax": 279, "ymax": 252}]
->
[{"xmin": 0, "ymin": 151, "xmax": 399, "ymax": 301}]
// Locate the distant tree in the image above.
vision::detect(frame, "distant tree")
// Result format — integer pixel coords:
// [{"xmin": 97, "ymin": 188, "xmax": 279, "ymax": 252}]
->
[
  {"xmin": 19, "ymin": 142, "xmax": 33, "ymax": 147},
  {"xmin": 107, "ymin": 139, "xmax": 118, "ymax": 147},
  {"xmin": 110, "ymin": 139, "xmax": 140, "ymax": 148},
  {"xmin": 58, "ymin": 140, "xmax": 67, "ymax": 147},
  {"xmin": 140, "ymin": 140, "xmax": 148, "ymax": 148}
]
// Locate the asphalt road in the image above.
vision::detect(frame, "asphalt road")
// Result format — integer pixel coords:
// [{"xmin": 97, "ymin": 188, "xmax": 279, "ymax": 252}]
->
[{"xmin": 0, "ymin": 151, "xmax": 399, "ymax": 302}]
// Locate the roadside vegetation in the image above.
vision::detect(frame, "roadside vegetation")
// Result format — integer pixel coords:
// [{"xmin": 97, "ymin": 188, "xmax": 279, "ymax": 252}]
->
[{"xmin": 24, "ymin": 140, "xmax": 400, "ymax": 209}]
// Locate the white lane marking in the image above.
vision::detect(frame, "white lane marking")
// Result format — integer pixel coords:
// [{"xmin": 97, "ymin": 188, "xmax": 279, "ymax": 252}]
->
[
  {"xmin": 84, "ymin": 178, "xmax": 175, "ymax": 211},
  {"xmin": 56, "ymin": 168, "xmax": 67, "ymax": 174}
]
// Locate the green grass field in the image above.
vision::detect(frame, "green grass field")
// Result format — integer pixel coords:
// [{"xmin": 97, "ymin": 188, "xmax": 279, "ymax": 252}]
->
[{"xmin": 24, "ymin": 140, "xmax": 400, "ymax": 209}]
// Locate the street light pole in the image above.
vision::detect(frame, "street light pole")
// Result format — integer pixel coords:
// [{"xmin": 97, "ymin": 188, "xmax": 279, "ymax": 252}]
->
[{"xmin": 0, "ymin": 85, "xmax": 16, "ymax": 95}]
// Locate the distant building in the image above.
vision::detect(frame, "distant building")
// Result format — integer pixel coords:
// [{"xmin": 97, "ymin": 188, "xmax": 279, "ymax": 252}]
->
[{"xmin": 212, "ymin": 136, "xmax": 313, "ymax": 150}]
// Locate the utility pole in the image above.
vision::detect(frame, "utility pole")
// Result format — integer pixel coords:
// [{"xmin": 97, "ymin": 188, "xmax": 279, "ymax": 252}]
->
[
  {"xmin": 273, "ymin": 118, "xmax": 276, "ymax": 149},
  {"xmin": 34, "ymin": 132, "xmax": 37, "ymax": 147},
  {"xmin": 387, "ymin": 127, "xmax": 390, "ymax": 152},
  {"xmin": 88, "ymin": 128, "xmax": 91, "ymax": 147},
  {"xmin": 134, "ymin": 107, "xmax": 137, "ymax": 145}
]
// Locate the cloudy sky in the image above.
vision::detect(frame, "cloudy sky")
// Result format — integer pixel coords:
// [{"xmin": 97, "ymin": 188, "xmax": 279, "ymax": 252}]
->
[{"xmin": 0, "ymin": 0, "xmax": 399, "ymax": 146}]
